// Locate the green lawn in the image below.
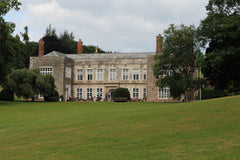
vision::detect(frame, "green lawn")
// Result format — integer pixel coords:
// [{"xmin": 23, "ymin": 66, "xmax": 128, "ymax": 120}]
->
[{"xmin": 0, "ymin": 96, "xmax": 240, "ymax": 160}]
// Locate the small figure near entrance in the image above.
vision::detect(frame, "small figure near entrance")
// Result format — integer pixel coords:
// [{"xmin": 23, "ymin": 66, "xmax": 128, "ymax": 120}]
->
[
  {"xmin": 96, "ymin": 94, "xmax": 101, "ymax": 101},
  {"xmin": 133, "ymin": 96, "xmax": 137, "ymax": 102},
  {"xmin": 69, "ymin": 94, "xmax": 72, "ymax": 101}
]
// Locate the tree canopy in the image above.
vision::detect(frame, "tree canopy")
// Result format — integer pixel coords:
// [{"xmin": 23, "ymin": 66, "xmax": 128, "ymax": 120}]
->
[
  {"xmin": 0, "ymin": 0, "xmax": 21, "ymax": 85},
  {"xmin": 153, "ymin": 24, "xmax": 199, "ymax": 101},
  {"xmin": 7, "ymin": 68, "xmax": 58, "ymax": 101},
  {"xmin": 198, "ymin": 0, "xmax": 240, "ymax": 92}
]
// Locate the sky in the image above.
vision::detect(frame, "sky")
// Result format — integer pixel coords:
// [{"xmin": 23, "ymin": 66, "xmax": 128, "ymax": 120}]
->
[{"xmin": 5, "ymin": 0, "xmax": 209, "ymax": 52}]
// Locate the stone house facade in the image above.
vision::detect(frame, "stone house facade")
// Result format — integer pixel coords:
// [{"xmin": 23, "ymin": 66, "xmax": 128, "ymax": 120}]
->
[{"xmin": 29, "ymin": 35, "xmax": 195, "ymax": 102}]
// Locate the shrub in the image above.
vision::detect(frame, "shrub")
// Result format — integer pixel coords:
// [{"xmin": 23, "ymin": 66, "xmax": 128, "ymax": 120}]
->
[
  {"xmin": 112, "ymin": 88, "xmax": 130, "ymax": 102},
  {"xmin": 44, "ymin": 89, "xmax": 59, "ymax": 102},
  {"xmin": 0, "ymin": 88, "xmax": 14, "ymax": 101},
  {"xmin": 196, "ymin": 88, "xmax": 228, "ymax": 100}
]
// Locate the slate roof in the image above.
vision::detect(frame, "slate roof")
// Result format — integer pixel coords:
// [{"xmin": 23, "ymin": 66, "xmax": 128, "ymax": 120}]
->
[
  {"xmin": 44, "ymin": 51, "xmax": 155, "ymax": 60},
  {"xmin": 43, "ymin": 51, "xmax": 67, "ymax": 57}
]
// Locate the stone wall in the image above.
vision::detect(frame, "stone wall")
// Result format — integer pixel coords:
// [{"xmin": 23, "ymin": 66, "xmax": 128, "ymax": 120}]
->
[
  {"xmin": 146, "ymin": 55, "xmax": 181, "ymax": 102},
  {"xmin": 72, "ymin": 55, "xmax": 148, "ymax": 100},
  {"xmin": 29, "ymin": 56, "xmax": 71, "ymax": 100}
]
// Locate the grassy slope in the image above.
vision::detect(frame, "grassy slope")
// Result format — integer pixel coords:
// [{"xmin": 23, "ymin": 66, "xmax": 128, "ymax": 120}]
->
[{"xmin": 0, "ymin": 96, "xmax": 240, "ymax": 160}]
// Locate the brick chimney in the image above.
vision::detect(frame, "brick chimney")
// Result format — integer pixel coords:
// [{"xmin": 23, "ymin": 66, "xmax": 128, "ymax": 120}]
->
[
  {"xmin": 38, "ymin": 39, "xmax": 44, "ymax": 57},
  {"xmin": 77, "ymin": 39, "xmax": 83, "ymax": 54},
  {"xmin": 156, "ymin": 34, "xmax": 163, "ymax": 54}
]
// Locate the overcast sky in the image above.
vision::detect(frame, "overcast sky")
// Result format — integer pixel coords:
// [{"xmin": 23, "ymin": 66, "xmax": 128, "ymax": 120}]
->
[{"xmin": 6, "ymin": 0, "xmax": 209, "ymax": 52}]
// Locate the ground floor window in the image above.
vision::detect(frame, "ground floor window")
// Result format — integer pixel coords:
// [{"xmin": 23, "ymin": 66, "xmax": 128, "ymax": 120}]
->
[
  {"xmin": 76, "ymin": 88, "xmax": 83, "ymax": 99},
  {"xmin": 158, "ymin": 87, "xmax": 171, "ymax": 99},
  {"xmin": 96, "ymin": 88, "xmax": 103, "ymax": 100},
  {"xmin": 143, "ymin": 88, "xmax": 147, "ymax": 99},
  {"xmin": 132, "ymin": 88, "xmax": 139, "ymax": 99},
  {"xmin": 86, "ymin": 88, "xmax": 93, "ymax": 100}
]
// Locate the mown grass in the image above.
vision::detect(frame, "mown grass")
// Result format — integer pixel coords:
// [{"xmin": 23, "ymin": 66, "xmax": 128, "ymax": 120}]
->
[{"xmin": 0, "ymin": 96, "xmax": 240, "ymax": 160}]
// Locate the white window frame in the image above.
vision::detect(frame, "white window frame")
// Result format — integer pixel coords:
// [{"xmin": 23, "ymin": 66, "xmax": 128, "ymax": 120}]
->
[
  {"xmin": 132, "ymin": 88, "xmax": 139, "ymax": 99},
  {"xmin": 40, "ymin": 67, "xmax": 53, "ymax": 75},
  {"xmin": 162, "ymin": 70, "xmax": 173, "ymax": 77},
  {"xmin": 86, "ymin": 69, "xmax": 93, "ymax": 81},
  {"xmin": 86, "ymin": 88, "xmax": 93, "ymax": 99},
  {"xmin": 142, "ymin": 68, "xmax": 147, "ymax": 80},
  {"xmin": 109, "ymin": 68, "xmax": 116, "ymax": 81},
  {"xmin": 66, "ymin": 67, "xmax": 71, "ymax": 78},
  {"xmin": 143, "ymin": 88, "xmax": 147, "ymax": 99},
  {"xmin": 132, "ymin": 68, "xmax": 139, "ymax": 81},
  {"xmin": 76, "ymin": 69, "xmax": 84, "ymax": 81},
  {"xmin": 96, "ymin": 69, "xmax": 103, "ymax": 81},
  {"xmin": 76, "ymin": 88, "xmax": 83, "ymax": 99},
  {"xmin": 96, "ymin": 88, "xmax": 103, "ymax": 99},
  {"xmin": 158, "ymin": 87, "xmax": 171, "ymax": 99},
  {"xmin": 122, "ymin": 68, "xmax": 129, "ymax": 80}
]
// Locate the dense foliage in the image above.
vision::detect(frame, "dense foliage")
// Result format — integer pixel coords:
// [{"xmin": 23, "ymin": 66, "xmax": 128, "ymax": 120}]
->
[
  {"xmin": 198, "ymin": 0, "xmax": 240, "ymax": 92},
  {"xmin": 6, "ymin": 68, "xmax": 58, "ymax": 101},
  {"xmin": 0, "ymin": 0, "xmax": 21, "ymax": 85},
  {"xmin": 112, "ymin": 88, "xmax": 130, "ymax": 101},
  {"xmin": 0, "ymin": 87, "xmax": 13, "ymax": 101},
  {"xmin": 196, "ymin": 88, "xmax": 228, "ymax": 100},
  {"xmin": 153, "ymin": 24, "xmax": 200, "ymax": 101}
]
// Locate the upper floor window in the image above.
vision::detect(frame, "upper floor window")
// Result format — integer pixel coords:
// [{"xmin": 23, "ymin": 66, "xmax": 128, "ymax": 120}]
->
[
  {"xmin": 142, "ymin": 68, "xmax": 147, "ymax": 80},
  {"xmin": 122, "ymin": 68, "xmax": 129, "ymax": 80},
  {"xmin": 109, "ymin": 68, "xmax": 116, "ymax": 81},
  {"xmin": 96, "ymin": 69, "xmax": 103, "ymax": 81},
  {"xmin": 158, "ymin": 87, "xmax": 171, "ymax": 99},
  {"xmin": 40, "ymin": 67, "xmax": 52, "ymax": 75},
  {"xmin": 66, "ymin": 67, "xmax": 71, "ymax": 78},
  {"xmin": 132, "ymin": 68, "xmax": 139, "ymax": 80},
  {"xmin": 76, "ymin": 69, "xmax": 83, "ymax": 81},
  {"xmin": 86, "ymin": 69, "xmax": 93, "ymax": 81}
]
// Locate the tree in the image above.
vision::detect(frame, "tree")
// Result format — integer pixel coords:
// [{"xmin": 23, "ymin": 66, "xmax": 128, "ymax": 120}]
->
[
  {"xmin": 83, "ymin": 45, "xmax": 106, "ymax": 53},
  {"xmin": 45, "ymin": 24, "xmax": 57, "ymax": 37},
  {"xmin": 20, "ymin": 26, "xmax": 29, "ymax": 44},
  {"xmin": 59, "ymin": 30, "xmax": 77, "ymax": 53},
  {"xmin": 153, "ymin": 24, "xmax": 198, "ymax": 101},
  {"xmin": 198, "ymin": 0, "xmax": 240, "ymax": 92},
  {"xmin": 7, "ymin": 68, "xmax": 40, "ymax": 100},
  {"xmin": 36, "ymin": 74, "xmax": 58, "ymax": 101},
  {"xmin": 0, "ymin": 0, "xmax": 21, "ymax": 85},
  {"xmin": 7, "ymin": 68, "xmax": 58, "ymax": 101}
]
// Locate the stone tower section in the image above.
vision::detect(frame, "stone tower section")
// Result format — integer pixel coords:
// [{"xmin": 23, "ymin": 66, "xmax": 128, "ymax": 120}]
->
[
  {"xmin": 38, "ymin": 39, "xmax": 44, "ymax": 57},
  {"xmin": 77, "ymin": 39, "xmax": 83, "ymax": 54},
  {"xmin": 156, "ymin": 34, "xmax": 163, "ymax": 54}
]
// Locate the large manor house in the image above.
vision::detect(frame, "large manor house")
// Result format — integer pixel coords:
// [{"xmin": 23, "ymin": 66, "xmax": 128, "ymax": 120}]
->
[{"xmin": 30, "ymin": 34, "xmax": 196, "ymax": 102}]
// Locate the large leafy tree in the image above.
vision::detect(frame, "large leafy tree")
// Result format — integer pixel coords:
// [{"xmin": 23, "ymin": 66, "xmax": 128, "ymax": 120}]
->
[
  {"xmin": 198, "ymin": 0, "xmax": 240, "ymax": 92},
  {"xmin": 0, "ymin": 0, "xmax": 21, "ymax": 85},
  {"xmin": 153, "ymin": 24, "xmax": 199, "ymax": 101},
  {"xmin": 7, "ymin": 68, "xmax": 58, "ymax": 101},
  {"xmin": 7, "ymin": 68, "xmax": 40, "ymax": 99},
  {"xmin": 32, "ymin": 24, "xmax": 106, "ymax": 56}
]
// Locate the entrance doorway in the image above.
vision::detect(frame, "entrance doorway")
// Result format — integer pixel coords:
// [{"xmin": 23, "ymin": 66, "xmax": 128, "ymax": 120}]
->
[
  {"xmin": 65, "ymin": 85, "xmax": 71, "ymax": 101},
  {"xmin": 105, "ymin": 89, "xmax": 115, "ymax": 101}
]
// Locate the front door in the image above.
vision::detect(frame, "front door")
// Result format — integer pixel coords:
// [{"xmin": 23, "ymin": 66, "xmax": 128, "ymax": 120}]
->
[{"xmin": 65, "ymin": 85, "xmax": 71, "ymax": 101}]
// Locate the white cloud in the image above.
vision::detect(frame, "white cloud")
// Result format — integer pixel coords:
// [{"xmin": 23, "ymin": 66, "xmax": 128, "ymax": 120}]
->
[{"xmin": 7, "ymin": 0, "xmax": 209, "ymax": 52}]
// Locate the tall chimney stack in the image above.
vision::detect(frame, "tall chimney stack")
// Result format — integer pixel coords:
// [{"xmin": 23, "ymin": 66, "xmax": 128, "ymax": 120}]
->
[
  {"xmin": 77, "ymin": 39, "xmax": 83, "ymax": 54},
  {"xmin": 156, "ymin": 34, "xmax": 163, "ymax": 54},
  {"xmin": 38, "ymin": 39, "xmax": 44, "ymax": 57}
]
